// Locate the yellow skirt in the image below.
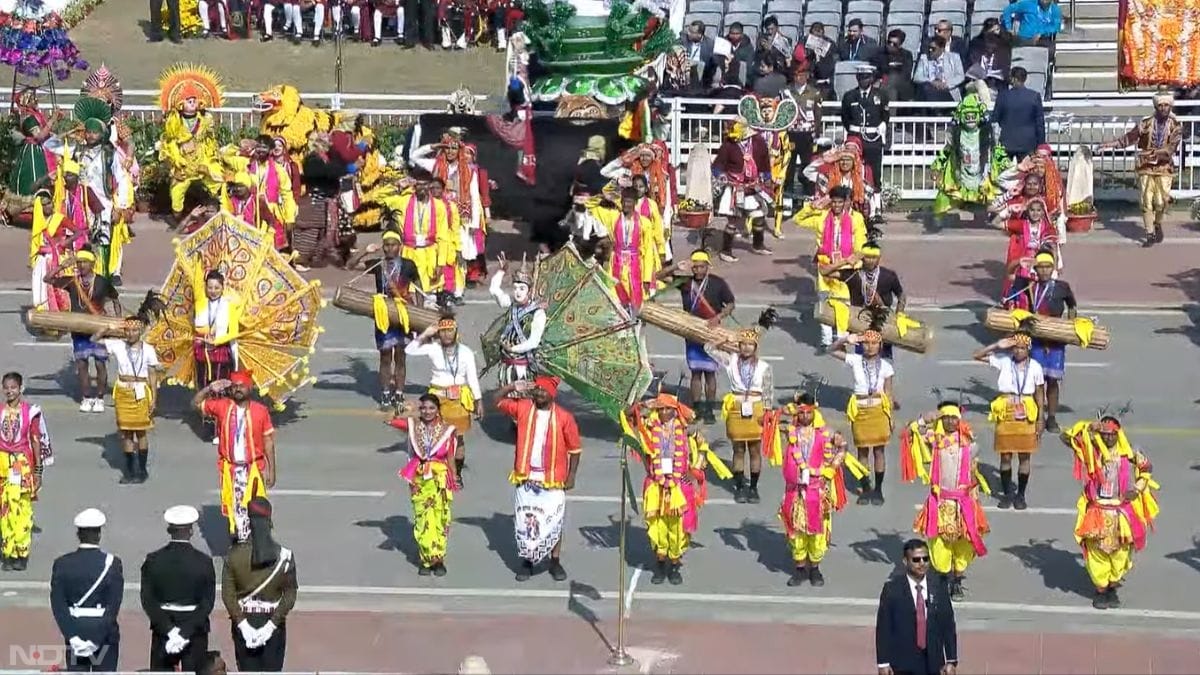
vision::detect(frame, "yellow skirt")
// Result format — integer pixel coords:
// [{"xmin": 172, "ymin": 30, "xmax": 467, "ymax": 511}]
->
[
  {"xmin": 851, "ymin": 403, "xmax": 891, "ymax": 448},
  {"xmin": 439, "ymin": 398, "xmax": 471, "ymax": 434},
  {"xmin": 113, "ymin": 384, "xmax": 153, "ymax": 431},
  {"xmin": 725, "ymin": 401, "xmax": 765, "ymax": 442},
  {"xmin": 994, "ymin": 418, "xmax": 1039, "ymax": 454}
]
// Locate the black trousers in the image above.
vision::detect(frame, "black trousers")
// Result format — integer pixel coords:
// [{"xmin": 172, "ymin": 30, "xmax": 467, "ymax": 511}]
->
[
  {"xmin": 64, "ymin": 641, "xmax": 119, "ymax": 672},
  {"xmin": 849, "ymin": 134, "xmax": 885, "ymax": 191},
  {"xmin": 785, "ymin": 130, "xmax": 816, "ymax": 196},
  {"xmin": 232, "ymin": 620, "xmax": 287, "ymax": 672},
  {"xmin": 403, "ymin": 0, "xmax": 436, "ymax": 46},
  {"xmin": 149, "ymin": 629, "xmax": 210, "ymax": 672},
  {"xmin": 149, "ymin": 0, "xmax": 181, "ymax": 38}
]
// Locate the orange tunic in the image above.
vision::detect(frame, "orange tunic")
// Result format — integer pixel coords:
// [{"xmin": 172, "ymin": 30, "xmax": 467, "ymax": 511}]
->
[{"xmin": 497, "ymin": 398, "xmax": 581, "ymax": 488}]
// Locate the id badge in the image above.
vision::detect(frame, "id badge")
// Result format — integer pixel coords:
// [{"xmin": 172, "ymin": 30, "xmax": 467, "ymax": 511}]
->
[
  {"xmin": 8, "ymin": 469, "xmax": 21, "ymax": 486},
  {"xmin": 740, "ymin": 400, "xmax": 754, "ymax": 418},
  {"xmin": 660, "ymin": 456, "xmax": 674, "ymax": 475},
  {"xmin": 447, "ymin": 385, "xmax": 461, "ymax": 399},
  {"xmin": 134, "ymin": 383, "xmax": 147, "ymax": 401},
  {"xmin": 801, "ymin": 468, "xmax": 811, "ymax": 485},
  {"xmin": 1012, "ymin": 397, "xmax": 1027, "ymax": 420}
]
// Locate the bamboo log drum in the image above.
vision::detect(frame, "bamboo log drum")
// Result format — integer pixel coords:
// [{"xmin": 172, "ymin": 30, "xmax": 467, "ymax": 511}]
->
[
  {"xmin": 984, "ymin": 308, "xmax": 1109, "ymax": 350},
  {"xmin": 331, "ymin": 285, "xmax": 439, "ymax": 333},
  {"xmin": 637, "ymin": 302, "xmax": 743, "ymax": 353},
  {"xmin": 26, "ymin": 310, "xmax": 128, "ymax": 337},
  {"xmin": 813, "ymin": 301, "xmax": 933, "ymax": 353}
]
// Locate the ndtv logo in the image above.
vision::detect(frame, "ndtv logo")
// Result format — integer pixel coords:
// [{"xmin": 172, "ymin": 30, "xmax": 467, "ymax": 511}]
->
[{"xmin": 9, "ymin": 644, "xmax": 111, "ymax": 667}]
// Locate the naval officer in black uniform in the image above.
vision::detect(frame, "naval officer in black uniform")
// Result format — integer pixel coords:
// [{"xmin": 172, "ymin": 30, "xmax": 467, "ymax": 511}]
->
[
  {"xmin": 840, "ymin": 63, "xmax": 890, "ymax": 225},
  {"xmin": 141, "ymin": 504, "xmax": 216, "ymax": 671},
  {"xmin": 49, "ymin": 508, "xmax": 124, "ymax": 672}
]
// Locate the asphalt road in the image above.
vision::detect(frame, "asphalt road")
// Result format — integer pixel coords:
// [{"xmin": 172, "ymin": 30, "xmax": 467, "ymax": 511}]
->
[{"xmin": 1, "ymin": 291, "xmax": 1199, "ymax": 651}]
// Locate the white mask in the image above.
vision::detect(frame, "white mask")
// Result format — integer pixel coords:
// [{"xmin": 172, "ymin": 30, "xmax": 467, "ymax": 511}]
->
[{"xmin": 513, "ymin": 282, "xmax": 531, "ymax": 304}]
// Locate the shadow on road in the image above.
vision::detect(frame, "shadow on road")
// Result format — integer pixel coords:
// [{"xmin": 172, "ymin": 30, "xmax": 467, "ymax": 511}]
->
[
  {"xmin": 198, "ymin": 504, "xmax": 232, "ymax": 558},
  {"xmin": 565, "ymin": 580, "xmax": 614, "ymax": 655},
  {"xmin": 714, "ymin": 519, "xmax": 792, "ymax": 575},
  {"xmin": 848, "ymin": 528, "xmax": 907, "ymax": 570},
  {"xmin": 312, "ymin": 356, "xmax": 379, "ymax": 401},
  {"xmin": 578, "ymin": 514, "xmax": 653, "ymax": 568},
  {"xmin": 950, "ymin": 260, "xmax": 1006, "ymax": 302},
  {"xmin": 354, "ymin": 515, "xmax": 421, "ymax": 567},
  {"xmin": 76, "ymin": 433, "xmax": 126, "ymax": 477},
  {"xmin": 1001, "ymin": 538, "xmax": 1091, "ymax": 599},
  {"xmin": 458, "ymin": 512, "xmax": 523, "ymax": 573}
]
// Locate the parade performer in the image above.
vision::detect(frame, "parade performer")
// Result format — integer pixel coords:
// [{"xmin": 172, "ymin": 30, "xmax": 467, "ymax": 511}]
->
[
  {"xmin": 489, "ymin": 254, "xmax": 547, "ymax": 387},
  {"xmin": 0, "ymin": 372, "xmax": 51, "ymax": 572},
  {"xmin": 221, "ymin": 172, "xmax": 288, "ymax": 251},
  {"xmin": 192, "ymin": 269, "xmax": 243, "ymax": 443},
  {"xmin": 411, "ymin": 130, "xmax": 487, "ymax": 295},
  {"xmin": 405, "ymin": 315, "xmax": 482, "ymax": 488},
  {"xmin": 903, "ymin": 403, "xmax": 990, "ymax": 601},
  {"xmin": 140, "ymin": 505, "xmax": 216, "ymax": 672},
  {"xmin": 93, "ymin": 303, "xmax": 164, "ymax": 485},
  {"xmin": 1001, "ymin": 196, "xmax": 1058, "ymax": 298},
  {"xmin": 973, "ymin": 328, "xmax": 1046, "ymax": 510},
  {"xmin": 494, "ymin": 377, "xmax": 582, "ymax": 582},
  {"xmin": 158, "ymin": 64, "xmax": 225, "ymax": 227},
  {"xmin": 5, "ymin": 87, "xmax": 60, "ymax": 220},
  {"xmin": 29, "ymin": 159, "xmax": 85, "ymax": 313},
  {"xmin": 294, "ymin": 130, "xmax": 354, "ymax": 269},
  {"xmin": 830, "ymin": 240, "xmax": 907, "ymax": 363},
  {"xmin": 1061, "ymin": 416, "xmax": 1160, "ymax": 610},
  {"xmin": 801, "ymin": 139, "xmax": 876, "ymax": 219},
  {"xmin": 1003, "ymin": 251, "xmax": 1077, "ymax": 432},
  {"xmin": 829, "ymin": 309, "xmax": 895, "ymax": 506},
  {"xmin": 630, "ymin": 175, "xmax": 668, "ymax": 260},
  {"xmin": 345, "ymin": 234, "xmax": 421, "ymax": 408},
  {"xmin": 429, "ymin": 177, "xmax": 465, "ymax": 304},
  {"xmin": 713, "ymin": 121, "xmax": 772, "ymax": 261},
  {"xmin": 221, "ymin": 497, "xmax": 297, "ymax": 671},
  {"xmin": 810, "ymin": 186, "xmax": 868, "ymax": 347},
  {"xmin": 1099, "ymin": 89, "xmax": 1183, "ymax": 247},
  {"xmin": 601, "ymin": 142, "xmax": 676, "ymax": 253},
  {"xmin": 221, "ymin": 137, "xmax": 297, "ymax": 247},
  {"xmin": 381, "ymin": 179, "xmax": 454, "ymax": 293},
  {"xmin": 931, "ymin": 93, "xmax": 1010, "ymax": 217},
  {"xmin": 705, "ymin": 312, "xmax": 776, "ymax": 504},
  {"xmin": 191, "ymin": 372, "xmax": 277, "ymax": 542},
  {"xmin": 594, "ymin": 187, "xmax": 666, "ymax": 311},
  {"xmin": 50, "ymin": 509, "xmax": 124, "ymax": 672},
  {"xmin": 767, "ymin": 393, "xmax": 852, "ymax": 587},
  {"xmin": 387, "ymin": 395, "xmax": 459, "ymax": 576},
  {"xmin": 621, "ymin": 392, "xmax": 730, "ymax": 585},
  {"xmin": 995, "ymin": 145, "xmax": 1065, "ymax": 227},
  {"xmin": 48, "ymin": 247, "xmax": 120, "ymax": 414},
  {"xmin": 72, "ymin": 96, "xmax": 128, "ymax": 283}
]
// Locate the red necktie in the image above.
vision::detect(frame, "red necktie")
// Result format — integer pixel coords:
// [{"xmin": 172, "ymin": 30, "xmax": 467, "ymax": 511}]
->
[{"xmin": 915, "ymin": 582, "xmax": 927, "ymax": 650}]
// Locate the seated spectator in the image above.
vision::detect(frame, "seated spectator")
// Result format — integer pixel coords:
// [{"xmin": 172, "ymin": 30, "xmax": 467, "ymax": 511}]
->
[
  {"xmin": 805, "ymin": 22, "xmax": 839, "ymax": 99},
  {"xmin": 752, "ymin": 53, "xmax": 789, "ymax": 97},
  {"xmin": 1002, "ymin": 0, "xmax": 1062, "ymax": 54},
  {"xmin": 726, "ymin": 22, "xmax": 756, "ymax": 85},
  {"xmin": 681, "ymin": 20, "xmax": 716, "ymax": 68},
  {"xmin": 838, "ymin": 18, "xmax": 879, "ymax": 63},
  {"xmin": 751, "ymin": 32, "xmax": 790, "ymax": 86},
  {"xmin": 966, "ymin": 31, "xmax": 1012, "ymax": 97},
  {"xmin": 925, "ymin": 19, "xmax": 968, "ymax": 68},
  {"xmin": 873, "ymin": 28, "xmax": 915, "ymax": 102},
  {"xmin": 762, "ymin": 15, "xmax": 794, "ymax": 63},
  {"xmin": 915, "ymin": 35, "xmax": 966, "ymax": 102},
  {"xmin": 992, "ymin": 66, "xmax": 1046, "ymax": 159},
  {"xmin": 968, "ymin": 17, "xmax": 1008, "ymax": 55}
]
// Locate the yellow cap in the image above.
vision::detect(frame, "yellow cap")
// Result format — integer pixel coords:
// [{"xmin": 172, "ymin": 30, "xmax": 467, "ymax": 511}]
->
[
  {"xmin": 75, "ymin": 250, "xmax": 96, "ymax": 262},
  {"xmin": 691, "ymin": 251, "xmax": 710, "ymax": 263},
  {"xmin": 382, "ymin": 231, "xmax": 402, "ymax": 243},
  {"xmin": 937, "ymin": 404, "xmax": 962, "ymax": 418},
  {"xmin": 1034, "ymin": 251, "xmax": 1055, "ymax": 265}
]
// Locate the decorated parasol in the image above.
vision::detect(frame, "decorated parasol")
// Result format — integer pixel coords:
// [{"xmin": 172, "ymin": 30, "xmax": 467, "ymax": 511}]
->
[
  {"xmin": 480, "ymin": 245, "xmax": 653, "ymax": 420},
  {"xmin": 147, "ymin": 210, "xmax": 324, "ymax": 405}
]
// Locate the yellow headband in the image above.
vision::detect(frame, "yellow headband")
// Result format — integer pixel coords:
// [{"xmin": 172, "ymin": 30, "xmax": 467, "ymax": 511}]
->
[
  {"xmin": 937, "ymin": 404, "xmax": 962, "ymax": 418},
  {"xmin": 75, "ymin": 250, "xmax": 96, "ymax": 262},
  {"xmin": 382, "ymin": 231, "xmax": 402, "ymax": 243},
  {"xmin": 691, "ymin": 251, "xmax": 710, "ymax": 263},
  {"xmin": 861, "ymin": 245, "xmax": 881, "ymax": 257},
  {"xmin": 1034, "ymin": 252, "xmax": 1055, "ymax": 265}
]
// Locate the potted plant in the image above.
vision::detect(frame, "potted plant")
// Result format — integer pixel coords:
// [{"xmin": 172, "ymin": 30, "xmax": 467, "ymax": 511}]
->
[
  {"xmin": 676, "ymin": 197, "xmax": 711, "ymax": 229},
  {"xmin": 1065, "ymin": 198, "xmax": 1097, "ymax": 233}
]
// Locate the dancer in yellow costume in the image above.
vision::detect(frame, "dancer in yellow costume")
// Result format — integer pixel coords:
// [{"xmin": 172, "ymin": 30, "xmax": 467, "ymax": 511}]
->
[
  {"xmin": 622, "ymin": 392, "xmax": 729, "ymax": 585},
  {"xmin": 705, "ymin": 323, "xmax": 773, "ymax": 505},
  {"xmin": 1061, "ymin": 416, "xmax": 1160, "ymax": 610},
  {"xmin": 388, "ymin": 394, "xmax": 460, "ymax": 576},
  {"xmin": 829, "ymin": 309, "xmax": 894, "ymax": 506},
  {"xmin": 804, "ymin": 186, "xmax": 868, "ymax": 347},
  {"xmin": 0, "ymin": 372, "xmax": 50, "ymax": 571},
  {"xmin": 382, "ymin": 180, "xmax": 455, "ymax": 295},
  {"xmin": 158, "ymin": 64, "xmax": 225, "ymax": 226},
  {"xmin": 594, "ymin": 186, "xmax": 666, "ymax": 311},
  {"xmin": 92, "ymin": 310, "xmax": 163, "ymax": 485}
]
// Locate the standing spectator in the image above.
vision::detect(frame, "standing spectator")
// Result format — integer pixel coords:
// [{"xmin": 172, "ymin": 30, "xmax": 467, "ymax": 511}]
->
[
  {"xmin": 752, "ymin": 54, "xmax": 789, "ymax": 97},
  {"xmin": 841, "ymin": 64, "xmax": 889, "ymax": 224},
  {"xmin": 681, "ymin": 20, "xmax": 715, "ymax": 69},
  {"xmin": 786, "ymin": 64, "xmax": 824, "ymax": 197},
  {"xmin": 839, "ymin": 18, "xmax": 879, "ymax": 63},
  {"xmin": 726, "ymin": 22, "xmax": 756, "ymax": 87},
  {"xmin": 806, "ymin": 23, "xmax": 838, "ymax": 99},
  {"xmin": 149, "ymin": 0, "xmax": 182, "ymax": 42},
  {"xmin": 751, "ymin": 33, "xmax": 789, "ymax": 88},
  {"xmin": 50, "ymin": 509, "xmax": 124, "ymax": 672},
  {"xmin": 404, "ymin": 0, "xmax": 437, "ymax": 48},
  {"xmin": 927, "ymin": 19, "xmax": 968, "ymax": 68},
  {"xmin": 914, "ymin": 35, "xmax": 966, "ymax": 103},
  {"xmin": 873, "ymin": 29, "xmax": 915, "ymax": 103},
  {"xmin": 762, "ymin": 15, "xmax": 793, "ymax": 63},
  {"xmin": 875, "ymin": 539, "xmax": 959, "ymax": 675},
  {"xmin": 992, "ymin": 67, "xmax": 1045, "ymax": 159},
  {"xmin": 1002, "ymin": 0, "xmax": 1062, "ymax": 52}
]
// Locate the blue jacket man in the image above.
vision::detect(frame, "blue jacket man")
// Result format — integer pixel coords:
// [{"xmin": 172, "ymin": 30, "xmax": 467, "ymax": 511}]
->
[
  {"xmin": 1002, "ymin": 0, "xmax": 1062, "ymax": 41},
  {"xmin": 993, "ymin": 67, "xmax": 1046, "ymax": 158},
  {"xmin": 50, "ymin": 508, "xmax": 125, "ymax": 672}
]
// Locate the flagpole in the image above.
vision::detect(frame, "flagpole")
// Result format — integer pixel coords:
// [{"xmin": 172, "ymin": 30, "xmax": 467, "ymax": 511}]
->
[
  {"xmin": 333, "ymin": 1, "xmax": 344, "ymax": 110},
  {"xmin": 608, "ymin": 451, "xmax": 635, "ymax": 668}
]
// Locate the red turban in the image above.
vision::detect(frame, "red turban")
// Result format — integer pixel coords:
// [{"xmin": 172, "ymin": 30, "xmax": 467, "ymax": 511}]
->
[
  {"xmin": 534, "ymin": 376, "xmax": 560, "ymax": 398},
  {"xmin": 229, "ymin": 370, "xmax": 255, "ymax": 387},
  {"xmin": 330, "ymin": 130, "xmax": 362, "ymax": 165}
]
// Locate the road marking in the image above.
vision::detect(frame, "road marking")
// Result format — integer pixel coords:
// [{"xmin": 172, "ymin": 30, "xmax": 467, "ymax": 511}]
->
[
  {"xmin": 0, "ymin": 580, "xmax": 1197, "ymax": 622},
  {"xmin": 912, "ymin": 503, "xmax": 1076, "ymax": 516},
  {"xmin": 625, "ymin": 568, "xmax": 641, "ymax": 619},
  {"xmin": 937, "ymin": 359, "xmax": 1111, "ymax": 368},
  {"xmin": 206, "ymin": 489, "xmax": 387, "ymax": 498}
]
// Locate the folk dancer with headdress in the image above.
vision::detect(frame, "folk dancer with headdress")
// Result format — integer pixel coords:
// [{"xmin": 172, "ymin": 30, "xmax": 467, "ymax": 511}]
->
[
  {"xmin": 714, "ymin": 121, "xmax": 773, "ymax": 261},
  {"xmin": 930, "ymin": 93, "xmax": 1011, "ymax": 219},
  {"xmin": 830, "ymin": 239, "xmax": 906, "ymax": 364},
  {"xmin": 829, "ymin": 312, "xmax": 895, "ymax": 506},
  {"xmin": 1060, "ymin": 416, "xmax": 1160, "ymax": 610},
  {"xmin": 0, "ymin": 371, "xmax": 52, "ymax": 572},
  {"xmin": 764, "ymin": 392, "xmax": 854, "ymax": 587},
  {"xmin": 601, "ymin": 141, "xmax": 676, "ymax": 259},
  {"xmin": 801, "ymin": 137, "xmax": 876, "ymax": 220},
  {"xmin": 69, "ymin": 96, "xmax": 130, "ymax": 284},
  {"xmin": 29, "ymin": 156, "xmax": 88, "ymax": 314},
  {"xmin": 406, "ymin": 315, "xmax": 482, "ymax": 487},
  {"xmin": 381, "ymin": 179, "xmax": 454, "ymax": 295},
  {"xmin": 6, "ymin": 87, "xmax": 60, "ymax": 211},
  {"xmin": 192, "ymin": 269, "xmax": 244, "ymax": 444},
  {"xmin": 902, "ymin": 403, "xmax": 991, "ymax": 601},
  {"xmin": 412, "ymin": 130, "xmax": 487, "ymax": 300},
  {"xmin": 192, "ymin": 371, "xmax": 276, "ymax": 542},
  {"xmin": 1000, "ymin": 196, "xmax": 1058, "ymax": 299},
  {"xmin": 221, "ymin": 497, "xmax": 297, "ymax": 671},
  {"xmin": 810, "ymin": 186, "xmax": 868, "ymax": 347},
  {"xmin": 47, "ymin": 247, "xmax": 121, "ymax": 414},
  {"xmin": 347, "ymin": 233, "xmax": 425, "ymax": 408},
  {"xmin": 489, "ymin": 253, "xmax": 547, "ymax": 388},
  {"xmin": 622, "ymin": 392, "xmax": 730, "ymax": 585},
  {"xmin": 991, "ymin": 172, "xmax": 1053, "ymax": 296},
  {"xmin": 221, "ymin": 136, "xmax": 297, "ymax": 252},
  {"xmin": 595, "ymin": 187, "xmax": 666, "ymax": 312},
  {"xmin": 157, "ymin": 64, "xmax": 225, "ymax": 229},
  {"xmin": 92, "ymin": 309, "xmax": 162, "ymax": 484},
  {"xmin": 973, "ymin": 327, "xmax": 1046, "ymax": 510},
  {"xmin": 1099, "ymin": 89, "xmax": 1183, "ymax": 247},
  {"xmin": 1002, "ymin": 251, "xmax": 1079, "ymax": 432},
  {"xmin": 840, "ymin": 64, "xmax": 888, "ymax": 225},
  {"xmin": 655, "ymin": 250, "xmax": 736, "ymax": 424},
  {"xmin": 220, "ymin": 172, "xmax": 288, "ymax": 252},
  {"xmin": 705, "ymin": 322, "xmax": 774, "ymax": 504},
  {"xmin": 387, "ymin": 394, "xmax": 460, "ymax": 575},
  {"xmin": 494, "ymin": 376, "xmax": 582, "ymax": 582}
]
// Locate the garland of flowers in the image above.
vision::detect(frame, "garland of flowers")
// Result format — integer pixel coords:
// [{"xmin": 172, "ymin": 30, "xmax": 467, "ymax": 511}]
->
[{"xmin": 647, "ymin": 414, "xmax": 687, "ymax": 480}]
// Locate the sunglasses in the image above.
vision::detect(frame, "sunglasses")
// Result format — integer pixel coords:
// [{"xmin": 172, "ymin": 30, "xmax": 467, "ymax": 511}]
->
[{"xmin": 909, "ymin": 555, "xmax": 930, "ymax": 563}]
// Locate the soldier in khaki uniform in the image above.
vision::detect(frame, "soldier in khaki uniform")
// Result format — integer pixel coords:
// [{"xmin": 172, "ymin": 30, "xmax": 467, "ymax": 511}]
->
[{"xmin": 221, "ymin": 497, "xmax": 297, "ymax": 672}]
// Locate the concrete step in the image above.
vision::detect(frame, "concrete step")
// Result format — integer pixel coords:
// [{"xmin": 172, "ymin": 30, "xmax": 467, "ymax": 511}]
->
[
  {"xmin": 1058, "ymin": 22, "xmax": 1118, "ymax": 42},
  {"xmin": 1051, "ymin": 71, "xmax": 1120, "ymax": 93},
  {"xmin": 1055, "ymin": 48, "xmax": 1117, "ymax": 69},
  {"xmin": 1061, "ymin": 1, "xmax": 1119, "ymax": 20}
]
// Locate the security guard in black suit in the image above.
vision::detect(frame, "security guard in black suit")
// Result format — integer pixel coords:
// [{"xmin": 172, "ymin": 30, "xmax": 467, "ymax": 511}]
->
[
  {"xmin": 141, "ymin": 504, "xmax": 217, "ymax": 672},
  {"xmin": 840, "ymin": 64, "xmax": 890, "ymax": 224},
  {"xmin": 49, "ymin": 508, "xmax": 124, "ymax": 672}
]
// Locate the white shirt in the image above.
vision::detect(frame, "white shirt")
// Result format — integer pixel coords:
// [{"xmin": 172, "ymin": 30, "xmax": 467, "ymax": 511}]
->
[
  {"xmin": 232, "ymin": 407, "xmax": 248, "ymax": 464},
  {"xmin": 528, "ymin": 409, "xmax": 551, "ymax": 481},
  {"xmin": 101, "ymin": 340, "xmax": 159, "ymax": 379},
  {"xmin": 404, "ymin": 341, "xmax": 483, "ymax": 401},
  {"xmin": 489, "ymin": 270, "xmax": 547, "ymax": 354},
  {"xmin": 195, "ymin": 297, "xmax": 230, "ymax": 335},
  {"xmin": 709, "ymin": 349, "xmax": 773, "ymax": 398},
  {"xmin": 989, "ymin": 353, "xmax": 1045, "ymax": 395},
  {"xmin": 844, "ymin": 353, "xmax": 894, "ymax": 396}
]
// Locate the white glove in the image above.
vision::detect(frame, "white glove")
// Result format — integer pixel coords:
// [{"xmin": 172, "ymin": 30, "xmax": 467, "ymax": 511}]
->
[
  {"xmin": 254, "ymin": 620, "xmax": 277, "ymax": 647},
  {"xmin": 165, "ymin": 627, "xmax": 189, "ymax": 655},
  {"xmin": 68, "ymin": 636, "xmax": 95, "ymax": 658},
  {"xmin": 237, "ymin": 619, "xmax": 258, "ymax": 647}
]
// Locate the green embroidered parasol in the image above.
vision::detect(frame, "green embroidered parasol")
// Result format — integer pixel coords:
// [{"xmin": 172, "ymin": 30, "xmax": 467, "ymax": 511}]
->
[{"xmin": 480, "ymin": 245, "xmax": 653, "ymax": 421}]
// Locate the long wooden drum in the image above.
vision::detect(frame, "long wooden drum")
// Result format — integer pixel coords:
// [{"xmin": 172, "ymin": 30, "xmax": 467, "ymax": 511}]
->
[
  {"xmin": 26, "ymin": 310, "xmax": 127, "ymax": 337},
  {"xmin": 331, "ymin": 285, "xmax": 439, "ymax": 333},
  {"xmin": 813, "ymin": 301, "xmax": 933, "ymax": 353},
  {"xmin": 637, "ymin": 302, "xmax": 743, "ymax": 353},
  {"xmin": 984, "ymin": 308, "xmax": 1109, "ymax": 350}
]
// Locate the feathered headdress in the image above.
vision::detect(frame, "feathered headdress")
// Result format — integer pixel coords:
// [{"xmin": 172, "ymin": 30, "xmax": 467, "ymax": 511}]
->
[
  {"xmin": 512, "ymin": 253, "xmax": 534, "ymax": 286},
  {"xmin": 73, "ymin": 96, "xmax": 112, "ymax": 127},
  {"xmin": 131, "ymin": 291, "xmax": 167, "ymax": 326},
  {"xmin": 81, "ymin": 65, "xmax": 123, "ymax": 113},
  {"xmin": 858, "ymin": 305, "xmax": 889, "ymax": 343},
  {"xmin": 158, "ymin": 63, "xmax": 225, "ymax": 113}
]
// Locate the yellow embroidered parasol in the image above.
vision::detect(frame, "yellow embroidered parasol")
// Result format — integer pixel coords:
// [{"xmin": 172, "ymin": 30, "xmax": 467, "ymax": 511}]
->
[{"xmin": 147, "ymin": 211, "xmax": 325, "ymax": 407}]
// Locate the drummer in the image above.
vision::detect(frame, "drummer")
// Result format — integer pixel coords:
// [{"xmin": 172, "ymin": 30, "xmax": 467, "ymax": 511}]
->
[
  {"xmin": 48, "ymin": 247, "xmax": 121, "ymax": 414},
  {"xmin": 1002, "ymin": 250, "xmax": 1076, "ymax": 433},
  {"xmin": 830, "ymin": 240, "xmax": 906, "ymax": 373}
]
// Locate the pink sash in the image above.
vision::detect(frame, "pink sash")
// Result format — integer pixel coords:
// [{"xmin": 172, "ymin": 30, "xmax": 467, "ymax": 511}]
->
[
  {"xmin": 818, "ymin": 212, "xmax": 854, "ymax": 259},
  {"xmin": 397, "ymin": 420, "xmax": 459, "ymax": 491},
  {"xmin": 611, "ymin": 213, "xmax": 645, "ymax": 308},
  {"xmin": 403, "ymin": 198, "xmax": 437, "ymax": 247},
  {"xmin": 923, "ymin": 442, "xmax": 987, "ymax": 556},
  {"xmin": 781, "ymin": 427, "xmax": 830, "ymax": 536}
]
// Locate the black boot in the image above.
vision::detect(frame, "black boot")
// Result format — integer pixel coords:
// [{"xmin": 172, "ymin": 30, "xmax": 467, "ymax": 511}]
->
[
  {"xmin": 11, "ymin": 556, "xmax": 26, "ymax": 571},
  {"xmin": 454, "ymin": 458, "xmax": 465, "ymax": 489},
  {"xmin": 997, "ymin": 468, "xmax": 1013, "ymax": 509},
  {"xmin": 808, "ymin": 565, "xmax": 825, "ymax": 587},
  {"xmin": 666, "ymin": 561, "xmax": 683, "ymax": 585},
  {"xmin": 1107, "ymin": 587, "xmax": 1121, "ymax": 608},
  {"xmin": 650, "ymin": 559, "xmax": 667, "ymax": 584},
  {"xmin": 747, "ymin": 472, "xmax": 761, "ymax": 503},
  {"xmin": 1, "ymin": 557, "xmax": 11, "ymax": 571},
  {"xmin": 787, "ymin": 566, "xmax": 806, "ymax": 586},
  {"xmin": 432, "ymin": 561, "xmax": 447, "ymax": 577},
  {"xmin": 857, "ymin": 476, "xmax": 872, "ymax": 505},
  {"xmin": 732, "ymin": 471, "xmax": 746, "ymax": 503},
  {"xmin": 135, "ymin": 450, "xmax": 149, "ymax": 483},
  {"xmin": 548, "ymin": 557, "xmax": 567, "ymax": 581},
  {"xmin": 515, "ymin": 559, "xmax": 533, "ymax": 582},
  {"xmin": 1045, "ymin": 415, "xmax": 1060, "ymax": 433},
  {"xmin": 702, "ymin": 401, "xmax": 717, "ymax": 424},
  {"xmin": 719, "ymin": 231, "xmax": 738, "ymax": 262},
  {"xmin": 871, "ymin": 471, "xmax": 885, "ymax": 506},
  {"xmin": 1014, "ymin": 472, "xmax": 1029, "ymax": 510},
  {"xmin": 119, "ymin": 453, "xmax": 137, "ymax": 484},
  {"xmin": 1092, "ymin": 588, "xmax": 1109, "ymax": 609}
]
